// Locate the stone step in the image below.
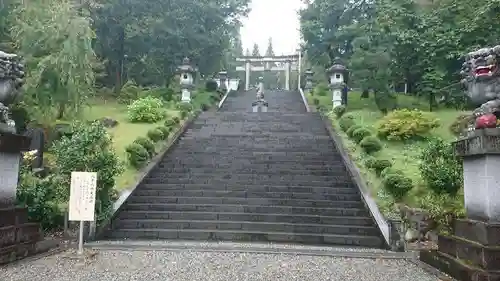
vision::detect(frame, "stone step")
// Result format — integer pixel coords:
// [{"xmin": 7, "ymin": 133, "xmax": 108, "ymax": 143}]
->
[
  {"xmin": 156, "ymin": 162, "xmax": 343, "ymax": 169},
  {"xmin": 160, "ymin": 156, "xmax": 340, "ymax": 163},
  {"xmin": 126, "ymin": 196, "xmax": 364, "ymax": 209},
  {"xmin": 124, "ymin": 204, "xmax": 369, "ymax": 217},
  {"xmin": 159, "ymin": 158, "xmax": 341, "ymax": 165},
  {"xmin": 152, "ymin": 168, "xmax": 348, "ymax": 176},
  {"xmin": 117, "ymin": 211, "xmax": 373, "ymax": 226},
  {"xmin": 138, "ymin": 183, "xmax": 358, "ymax": 193},
  {"xmin": 143, "ymin": 177, "xmax": 353, "ymax": 186},
  {"xmin": 103, "ymin": 229, "xmax": 383, "ymax": 247},
  {"xmin": 112, "ymin": 220, "xmax": 380, "ymax": 236},
  {"xmin": 133, "ymin": 189, "xmax": 361, "ymax": 201},
  {"xmin": 147, "ymin": 172, "xmax": 351, "ymax": 181}
]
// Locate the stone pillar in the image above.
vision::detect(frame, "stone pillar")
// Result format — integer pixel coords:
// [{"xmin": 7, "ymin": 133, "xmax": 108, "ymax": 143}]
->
[
  {"xmin": 327, "ymin": 58, "xmax": 349, "ymax": 109},
  {"xmin": 0, "ymin": 50, "xmax": 42, "ymax": 265},
  {"xmin": 219, "ymin": 70, "xmax": 228, "ymax": 93},
  {"xmin": 304, "ymin": 69, "xmax": 314, "ymax": 92},
  {"xmin": 285, "ymin": 60, "xmax": 291, "ymax": 91},
  {"xmin": 245, "ymin": 60, "xmax": 251, "ymax": 91},
  {"xmin": 420, "ymin": 128, "xmax": 500, "ymax": 280},
  {"xmin": 177, "ymin": 57, "xmax": 196, "ymax": 103}
]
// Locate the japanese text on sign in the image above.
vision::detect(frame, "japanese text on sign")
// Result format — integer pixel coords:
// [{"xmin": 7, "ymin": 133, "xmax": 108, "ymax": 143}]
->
[{"xmin": 68, "ymin": 172, "xmax": 97, "ymax": 221}]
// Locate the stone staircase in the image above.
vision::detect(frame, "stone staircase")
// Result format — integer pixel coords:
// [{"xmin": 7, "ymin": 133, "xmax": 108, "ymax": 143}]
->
[{"xmin": 100, "ymin": 90, "xmax": 385, "ymax": 248}]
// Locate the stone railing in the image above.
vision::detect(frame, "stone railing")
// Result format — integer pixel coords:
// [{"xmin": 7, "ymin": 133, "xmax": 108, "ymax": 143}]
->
[{"xmin": 298, "ymin": 87, "xmax": 310, "ymax": 112}]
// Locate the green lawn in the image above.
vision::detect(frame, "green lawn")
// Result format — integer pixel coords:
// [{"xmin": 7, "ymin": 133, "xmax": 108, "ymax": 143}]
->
[
  {"xmin": 83, "ymin": 99, "xmax": 180, "ymax": 191},
  {"xmin": 308, "ymin": 91, "xmax": 467, "ymax": 216}
]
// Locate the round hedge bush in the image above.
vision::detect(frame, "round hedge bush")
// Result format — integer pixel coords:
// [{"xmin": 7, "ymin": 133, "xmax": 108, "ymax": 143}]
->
[
  {"xmin": 352, "ymin": 127, "xmax": 372, "ymax": 144},
  {"xmin": 359, "ymin": 136, "xmax": 382, "ymax": 154},
  {"xmin": 382, "ymin": 172, "xmax": 413, "ymax": 201},
  {"xmin": 133, "ymin": 137, "xmax": 155, "ymax": 156},
  {"xmin": 332, "ymin": 105, "xmax": 346, "ymax": 118},
  {"xmin": 371, "ymin": 159, "xmax": 392, "ymax": 176},
  {"xmin": 147, "ymin": 128, "xmax": 164, "ymax": 142},
  {"xmin": 127, "ymin": 96, "xmax": 165, "ymax": 123},
  {"xmin": 346, "ymin": 124, "xmax": 363, "ymax": 138},
  {"xmin": 125, "ymin": 143, "xmax": 149, "ymax": 168},
  {"xmin": 157, "ymin": 126, "xmax": 169, "ymax": 139},
  {"xmin": 339, "ymin": 115, "xmax": 356, "ymax": 132}
]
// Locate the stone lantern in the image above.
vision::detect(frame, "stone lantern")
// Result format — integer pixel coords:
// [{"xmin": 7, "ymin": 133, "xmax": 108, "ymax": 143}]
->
[
  {"xmin": 257, "ymin": 76, "xmax": 264, "ymax": 93},
  {"xmin": 177, "ymin": 57, "xmax": 196, "ymax": 102},
  {"xmin": 218, "ymin": 70, "xmax": 228, "ymax": 93},
  {"xmin": 304, "ymin": 69, "xmax": 314, "ymax": 92},
  {"xmin": 326, "ymin": 58, "xmax": 349, "ymax": 108}
]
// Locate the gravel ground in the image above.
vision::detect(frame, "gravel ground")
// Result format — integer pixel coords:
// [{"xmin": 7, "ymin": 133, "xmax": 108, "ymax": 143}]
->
[{"xmin": 0, "ymin": 250, "xmax": 439, "ymax": 281}]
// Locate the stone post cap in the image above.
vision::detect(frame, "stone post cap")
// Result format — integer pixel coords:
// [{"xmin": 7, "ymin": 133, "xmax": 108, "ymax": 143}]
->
[{"xmin": 454, "ymin": 128, "xmax": 500, "ymax": 156}]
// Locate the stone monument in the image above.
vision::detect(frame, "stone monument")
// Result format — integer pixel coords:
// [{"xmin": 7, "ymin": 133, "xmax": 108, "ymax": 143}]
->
[
  {"xmin": 327, "ymin": 58, "xmax": 349, "ymax": 109},
  {"xmin": 177, "ymin": 57, "xmax": 196, "ymax": 103},
  {"xmin": 252, "ymin": 81, "xmax": 268, "ymax": 113},
  {"xmin": 257, "ymin": 76, "xmax": 264, "ymax": 93},
  {"xmin": 218, "ymin": 70, "xmax": 228, "ymax": 93},
  {"xmin": 420, "ymin": 45, "xmax": 500, "ymax": 281},
  {"xmin": 304, "ymin": 69, "xmax": 314, "ymax": 92},
  {"xmin": 0, "ymin": 50, "xmax": 42, "ymax": 264}
]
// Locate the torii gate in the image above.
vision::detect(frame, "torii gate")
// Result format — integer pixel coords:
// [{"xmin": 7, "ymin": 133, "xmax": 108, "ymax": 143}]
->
[{"xmin": 235, "ymin": 55, "xmax": 299, "ymax": 91}]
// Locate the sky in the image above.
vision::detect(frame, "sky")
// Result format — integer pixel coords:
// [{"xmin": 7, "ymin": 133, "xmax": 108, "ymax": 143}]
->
[{"xmin": 240, "ymin": 0, "xmax": 304, "ymax": 56}]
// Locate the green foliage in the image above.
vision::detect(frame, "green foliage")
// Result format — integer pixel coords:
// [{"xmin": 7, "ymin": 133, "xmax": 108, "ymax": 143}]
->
[
  {"xmin": 419, "ymin": 138, "xmax": 463, "ymax": 196},
  {"xmin": 416, "ymin": 192, "xmax": 465, "ymax": 232},
  {"xmin": 51, "ymin": 121, "xmax": 122, "ymax": 223},
  {"xmin": 147, "ymin": 128, "xmax": 164, "ymax": 142},
  {"xmin": 313, "ymin": 98, "xmax": 320, "ymax": 106},
  {"xmin": 449, "ymin": 114, "xmax": 473, "ymax": 136},
  {"xmin": 313, "ymin": 83, "xmax": 329, "ymax": 96},
  {"xmin": 164, "ymin": 118, "xmax": 176, "ymax": 127},
  {"xmin": 346, "ymin": 124, "xmax": 362, "ymax": 138},
  {"xmin": 157, "ymin": 126, "xmax": 170, "ymax": 139},
  {"xmin": 351, "ymin": 127, "xmax": 372, "ymax": 144},
  {"xmin": 118, "ymin": 80, "xmax": 142, "ymax": 104},
  {"xmin": 380, "ymin": 167, "xmax": 404, "ymax": 179},
  {"xmin": 376, "ymin": 109, "xmax": 440, "ymax": 140},
  {"xmin": 367, "ymin": 159, "xmax": 392, "ymax": 176},
  {"xmin": 172, "ymin": 116, "xmax": 180, "ymax": 124},
  {"xmin": 338, "ymin": 114, "xmax": 356, "ymax": 132},
  {"xmin": 127, "ymin": 96, "xmax": 165, "ymax": 123},
  {"xmin": 374, "ymin": 92, "xmax": 398, "ymax": 114},
  {"xmin": 382, "ymin": 172, "xmax": 413, "ymax": 201},
  {"xmin": 359, "ymin": 136, "xmax": 382, "ymax": 154},
  {"xmin": 17, "ymin": 153, "xmax": 65, "ymax": 229},
  {"xmin": 200, "ymin": 103, "xmax": 209, "ymax": 111},
  {"xmin": 205, "ymin": 80, "xmax": 218, "ymax": 92},
  {"xmin": 133, "ymin": 137, "xmax": 155, "ymax": 156},
  {"xmin": 125, "ymin": 143, "xmax": 149, "ymax": 168},
  {"xmin": 332, "ymin": 105, "xmax": 346, "ymax": 118}
]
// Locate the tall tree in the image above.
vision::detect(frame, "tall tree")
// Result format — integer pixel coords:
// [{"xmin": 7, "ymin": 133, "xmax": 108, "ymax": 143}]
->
[
  {"xmin": 251, "ymin": 43, "xmax": 261, "ymax": 57},
  {"xmin": 265, "ymin": 37, "xmax": 275, "ymax": 57}
]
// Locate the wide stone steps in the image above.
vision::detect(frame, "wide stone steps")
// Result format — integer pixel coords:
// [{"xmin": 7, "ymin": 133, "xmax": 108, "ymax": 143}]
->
[
  {"xmin": 132, "ymin": 189, "xmax": 361, "ymax": 200},
  {"xmin": 116, "ymin": 211, "xmax": 374, "ymax": 226},
  {"xmin": 99, "ymin": 90, "xmax": 385, "ymax": 248},
  {"xmin": 112, "ymin": 220, "xmax": 380, "ymax": 236},
  {"xmin": 137, "ymin": 184, "xmax": 358, "ymax": 193},
  {"xmin": 104, "ymin": 229, "xmax": 382, "ymax": 247}
]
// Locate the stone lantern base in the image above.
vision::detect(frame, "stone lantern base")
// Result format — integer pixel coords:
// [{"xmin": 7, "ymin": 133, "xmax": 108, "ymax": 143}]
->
[
  {"xmin": 0, "ymin": 132, "xmax": 43, "ymax": 265},
  {"xmin": 420, "ymin": 128, "xmax": 500, "ymax": 281}
]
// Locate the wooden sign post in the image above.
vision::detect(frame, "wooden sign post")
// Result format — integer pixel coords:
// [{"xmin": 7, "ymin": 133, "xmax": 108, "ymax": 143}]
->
[{"xmin": 68, "ymin": 172, "xmax": 97, "ymax": 255}]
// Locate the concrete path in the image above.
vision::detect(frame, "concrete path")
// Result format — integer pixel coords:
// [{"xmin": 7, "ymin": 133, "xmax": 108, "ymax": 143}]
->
[{"xmin": 0, "ymin": 242, "xmax": 442, "ymax": 281}]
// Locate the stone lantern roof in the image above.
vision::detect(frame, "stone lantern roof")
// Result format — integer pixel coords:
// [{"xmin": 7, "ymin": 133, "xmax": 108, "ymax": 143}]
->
[
  {"xmin": 305, "ymin": 69, "xmax": 314, "ymax": 75},
  {"xmin": 177, "ymin": 57, "xmax": 196, "ymax": 73},
  {"xmin": 326, "ymin": 57, "xmax": 348, "ymax": 74}
]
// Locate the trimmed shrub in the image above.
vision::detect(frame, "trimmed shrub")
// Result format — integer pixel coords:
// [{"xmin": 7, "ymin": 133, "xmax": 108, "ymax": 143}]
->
[
  {"xmin": 133, "ymin": 137, "xmax": 155, "ymax": 156},
  {"xmin": 352, "ymin": 127, "xmax": 372, "ymax": 144},
  {"xmin": 125, "ymin": 143, "xmax": 149, "ymax": 168},
  {"xmin": 376, "ymin": 109, "xmax": 440, "ymax": 140},
  {"xmin": 449, "ymin": 114, "xmax": 473, "ymax": 136},
  {"xmin": 51, "ymin": 121, "xmax": 122, "ymax": 223},
  {"xmin": 147, "ymin": 128, "xmax": 164, "ymax": 142},
  {"xmin": 172, "ymin": 116, "xmax": 180, "ymax": 124},
  {"xmin": 380, "ymin": 167, "xmax": 404, "ymax": 179},
  {"xmin": 333, "ymin": 105, "xmax": 346, "ymax": 118},
  {"xmin": 127, "ymin": 96, "xmax": 165, "ymax": 123},
  {"xmin": 382, "ymin": 172, "xmax": 413, "ymax": 201},
  {"xmin": 339, "ymin": 114, "xmax": 356, "ymax": 132},
  {"xmin": 359, "ymin": 136, "xmax": 382, "ymax": 154},
  {"xmin": 419, "ymin": 138, "xmax": 463, "ymax": 196},
  {"xmin": 313, "ymin": 98, "xmax": 320, "ymax": 105},
  {"xmin": 205, "ymin": 80, "xmax": 218, "ymax": 92},
  {"xmin": 157, "ymin": 126, "xmax": 170, "ymax": 139},
  {"xmin": 200, "ymin": 103, "xmax": 209, "ymax": 111},
  {"xmin": 346, "ymin": 124, "xmax": 363, "ymax": 138},
  {"xmin": 164, "ymin": 118, "xmax": 176, "ymax": 127},
  {"xmin": 371, "ymin": 159, "xmax": 392, "ymax": 176}
]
